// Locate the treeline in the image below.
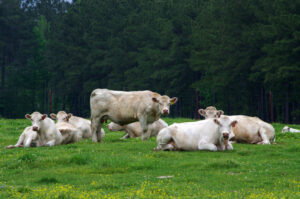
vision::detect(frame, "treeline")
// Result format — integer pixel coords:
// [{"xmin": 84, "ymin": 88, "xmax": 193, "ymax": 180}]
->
[{"xmin": 0, "ymin": 0, "xmax": 299, "ymax": 123}]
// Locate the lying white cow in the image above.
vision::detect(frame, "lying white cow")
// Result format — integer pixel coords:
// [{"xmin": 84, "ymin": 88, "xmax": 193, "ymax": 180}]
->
[
  {"xmin": 155, "ymin": 115, "xmax": 237, "ymax": 151},
  {"xmin": 90, "ymin": 89, "xmax": 177, "ymax": 142},
  {"xmin": 282, "ymin": 126, "xmax": 300, "ymax": 133},
  {"xmin": 51, "ymin": 111, "xmax": 105, "ymax": 139},
  {"xmin": 25, "ymin": 112, "xmax": 62, "ymax": 147},
  {"xmin": 50, "ymin": 112, "xmax": 81, "ymax": 144},
  {"xmin": 107, "ymin": 119, "xmax": 168, "ymax": 139},
  {"xmin": 198, "ymin": 106, "xmax": 223, "ymax": 119},
  {"xmin": 6, "ymin": 126, "xmax": 40, "ymax": 149},
  {"xmin": 199, "ymin": 106, "xmax": 275, "ymax": 144}
]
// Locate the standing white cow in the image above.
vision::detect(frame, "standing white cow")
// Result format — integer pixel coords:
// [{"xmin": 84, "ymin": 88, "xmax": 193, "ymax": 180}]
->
[
  {"xmin": 107, "ymin": 119, "xmax": 168, "ymax": 139},
  {"xmin": 198, "ymin": 106, "xmax": 275, "ymax": 144},
  {"xmin": 282, "ymin": 126, "xmax": 300, "ymax": 133},
  {"xmin": 25, "ymin": 112, "xmax": 62, "ymax": 147},
  {"xmin": 6, "ymin": 126, "xmax": 40, "ymax": 149},
  {"xmin": 90, "ymin": 89, "xmax": 177, "ymax": 142},
  {"xmin": 50, "ymin": 111, "xmax": 105, "ymax": 139},
  {"xmin": 155, "ymin": 115, "xmax": 237, "ymax": 151}
]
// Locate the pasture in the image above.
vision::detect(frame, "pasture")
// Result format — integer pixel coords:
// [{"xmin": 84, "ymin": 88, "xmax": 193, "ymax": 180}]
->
[{"xmin": 0, "ymin": 118, "xmax": 299, "ymax": 199}]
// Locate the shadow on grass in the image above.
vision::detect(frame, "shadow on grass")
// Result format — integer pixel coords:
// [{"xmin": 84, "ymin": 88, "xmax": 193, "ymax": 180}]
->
[{"xmin": 38, "ymin": 177, "xmax": 59, "ymax": 184}]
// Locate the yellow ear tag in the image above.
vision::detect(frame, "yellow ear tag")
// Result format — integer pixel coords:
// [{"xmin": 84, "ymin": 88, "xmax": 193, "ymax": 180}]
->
[{"xmin": 171, "ymin": 101, "xmax": 175, "ymax": 105}]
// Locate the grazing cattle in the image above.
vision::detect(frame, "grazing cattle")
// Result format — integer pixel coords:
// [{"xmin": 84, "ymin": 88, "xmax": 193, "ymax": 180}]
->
[
  {"xmin": 155, "ymin": 115, "xmax": 237, "ymax": 151},
  {"xmin": 90, "ymin": 89, "xmax": 177, "ymax": 142},
  {"xmin": 6, "ymin": 126, "xmax": 40, "ymax": 149},
  {"xmin": 107, "ymin": 119, "xmax": 168, "ymax": 139},
  {"xmin": 198, "ymin": 106, "xmax": 224, "ymax": 119},
  {"xmin": 282, "ymin": 126, "xmax": 300, "ymax": 133},
  {"xmin": 199, "ymin": 106, "xmax": 275, "ymax": 144},
  {"xmin": 25, "ymin": 112, "xmax": 62, "ymax": 147},
  {"xmin": 50, "ymin": 111, "xmax": 105, "ymax": 139}
]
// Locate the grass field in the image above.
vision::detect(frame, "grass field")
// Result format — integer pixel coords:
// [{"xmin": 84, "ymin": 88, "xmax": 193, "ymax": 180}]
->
[{"xmin": 0, "ymin": 118, "xmax": 299, "ymax": 199}]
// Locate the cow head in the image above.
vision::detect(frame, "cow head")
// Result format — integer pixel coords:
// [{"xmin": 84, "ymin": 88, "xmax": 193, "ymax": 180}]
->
[
  {"xmin": 281, "ymin": 126, "xmax": 290, "ymax": 133},
  {"xmin": 198, "ymin": 106, "xmax": 224, "ymax": 119},
  {"xmin": 152, "ymin": 95, "xmax": 178, "ymax": 115},
  {"xmin": 107, "ymin": 122, "xmax": 124, "ymax": 132},
  {"xmin": 25, "ymin": 112, "xmax": 47, "ymax": 132},
  {"xmin": 213, "ymin": 115, "xmax": 237, "ymax": 140},
  {"xmin": 50, "ymin": 111, "xmax": 72, "ymax": 123}
]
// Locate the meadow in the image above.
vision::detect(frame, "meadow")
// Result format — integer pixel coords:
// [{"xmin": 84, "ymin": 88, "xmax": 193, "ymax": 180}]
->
[{"xmin": 0, "ymin": 118, "xmax": 299, "ymax": 199}]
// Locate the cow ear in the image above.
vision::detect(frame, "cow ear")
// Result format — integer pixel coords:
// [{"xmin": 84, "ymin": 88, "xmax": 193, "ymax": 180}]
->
[
  {"xmin": 152, "ymin": 97, "xmax": 159, "ymax": 103},
  {"xmin": 41, "ymin": 114, "xmax": 47, "ymax": 120},
  {"xmin": 198, "ymin": 109, "xmax": 206, "ymax": 117},
  {"xmin": 50, "ymin": 113, "xmax": 57, "ymax": 120},
  {"xmin": 214, "ymin": 119, "xmax": 221, "ymax": 126},
  {"xmin": 217, "ymin": 110, "xmax": 224, "ymax": 118},
  {"xmin": 170, "ymin": 97, "xmax": 178, "ymax": 105},
  {"xmin": 231, "ymin": 120, "xmax": 238, "ymax": 127},
  {"xmin": 25, "ymin": 114, "xmax": 31, "ymax": 119},
  {"xmin": 66, "ymin": 113, "xmax": 72, "ymax": 121}
]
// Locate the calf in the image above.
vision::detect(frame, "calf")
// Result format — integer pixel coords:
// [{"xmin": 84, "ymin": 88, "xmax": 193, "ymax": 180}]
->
[
  {"xmin": 199, "ymin": 106, "xmax": 275, "ymax": 144},
  {"xmin": 282, "ymin": 126, "xmax": 300, "ymax": 133},
  {"xmin": 90, "ymin": 89, "xmax": 177, "ymax": 142},
  {"xmin": 6, "ymin": 126, "xmax": 40, "ymax": 149},
  {"xmin": 51, "ymin": 111, "xmax": 105, "ymax": 139},
  {"xmin": 25, "ymin": 112, "xmax": 62, "ymax": 146},
  {"xmin": 155, "ymin": 115, "xmax": 237, "ymax": 151},
  {"xmin": 107, "ymin": 119, "xmax": 168, "ymax": 139}
]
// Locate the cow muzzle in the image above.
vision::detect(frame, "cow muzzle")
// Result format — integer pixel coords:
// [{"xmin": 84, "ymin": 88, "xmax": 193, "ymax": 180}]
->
[
  {"xmin": 163, "ymin": 109, "xmax": 169, "ymax": 115},
  {"xmin": 223, "ymin": 132, "xmax": 229, "ymax": 139},
  {"xmin": 32, "ymin": 126, "xmax": 39, "ymax": 131}
]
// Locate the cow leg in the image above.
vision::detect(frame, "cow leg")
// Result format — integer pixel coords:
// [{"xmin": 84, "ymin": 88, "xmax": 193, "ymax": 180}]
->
[
  {"xmin": 24, "ymin": 136, "xmax": 34, "ymax": 148},
  {"xmin": 257, "ymin": 127, "xmax": 270, "ymax": 145},
  {"xmin": 198, "ymin": 140, "xmax": 217, "ymax": 151},
  {"xmin": 120, "ymin": 133, "xmax": 130, "ymax": 139},
  {"xmin": 154, "ymin": 128, "xmax": 173, "ymax": 151},
  {"xmin": 139, "ymin": 118, "xmax": 149, "ymax": 141},
  {"xmin": 91, "ymin": 116, "xmax": 102, "ymax": 143},
  {"xmin": 44, "ymin": 140, "xmax": 56, "ymax": 147},
  {"xmin": 14, "ymin": 132, "xmax": 26, "ymax": 147}
]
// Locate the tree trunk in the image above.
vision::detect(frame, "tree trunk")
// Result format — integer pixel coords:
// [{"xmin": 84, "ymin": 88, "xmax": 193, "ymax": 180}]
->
[
  {"xmin": 284, "ymin": 91, "xmax": 289, "ymax": 123},
  {"xmin": 260, "ymin": 87, "xmax": 264, "ymax": 120}
]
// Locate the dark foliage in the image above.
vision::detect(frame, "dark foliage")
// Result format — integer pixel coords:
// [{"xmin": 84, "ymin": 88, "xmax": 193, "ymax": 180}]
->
[{"xmin": 0, "ymin": 0, "xmax": 299, "ymax": 123}]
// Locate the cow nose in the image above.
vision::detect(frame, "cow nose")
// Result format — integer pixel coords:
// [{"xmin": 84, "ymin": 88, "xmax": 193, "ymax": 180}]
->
[
  {"xmin": 223, "ymin": 133, "xmax": 229, "ymax": 139},
  {"xmin": 163, "ymin": 109, "xmax": 169, "ymax": 115},
  {"xmin": 32, "ymin": 126, "xmax": 38, "ymax": 131}
]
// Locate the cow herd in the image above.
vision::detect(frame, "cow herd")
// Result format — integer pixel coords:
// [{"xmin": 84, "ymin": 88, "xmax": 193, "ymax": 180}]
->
[{"xmin": 5, "ymin": 89, "xmax": 299, "ymax": 151}]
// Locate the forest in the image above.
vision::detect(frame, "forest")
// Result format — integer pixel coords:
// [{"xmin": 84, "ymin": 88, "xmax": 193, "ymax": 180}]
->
[{"xmin": 0, "ymin": 0, "xmax": 299, "ymax": 123}]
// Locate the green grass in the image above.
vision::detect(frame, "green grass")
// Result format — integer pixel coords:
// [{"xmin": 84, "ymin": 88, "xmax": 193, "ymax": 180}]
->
[{"xmin": 0, "ymin": 118, "xmax": 299, "ymax": 198}]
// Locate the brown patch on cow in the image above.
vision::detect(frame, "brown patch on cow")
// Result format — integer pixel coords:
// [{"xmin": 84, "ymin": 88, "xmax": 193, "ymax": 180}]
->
[{"xmin": 168, "ymin": 139, "xmax": 178, "ymax": 150}]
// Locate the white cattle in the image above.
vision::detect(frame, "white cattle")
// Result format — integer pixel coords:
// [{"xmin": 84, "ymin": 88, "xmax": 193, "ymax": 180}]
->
[
  {"xmin": 155, "ymin": 115, "xmax": 237, "ymax": 151},
  {"xmin": 51, "ymin": 111, "xmax": 105, "ymax": 139},
  {"xmin": 6, "ymin": 126, "xmax": 40, "ymax": 149},
  {"xmin": 198, "ymin": 106, "xmax": 223, "ymax": 119},
  {"xmin": 107, "ymin": 119, "xmax": 168, "ymax": 139},
  {"xmin": 25, "ymin": 112, "xmax": 62, "ymax": 147},
  {"xmin": 90, "ymin": 89, "xmax": 177, "ymax": 142},
  {"xmin": 282, "ymin": 126, "xmax": 300, "ymax": 133},
  {"xmin": 199, "ymin": 106, "xmax": 275, "ymax": 144}
]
